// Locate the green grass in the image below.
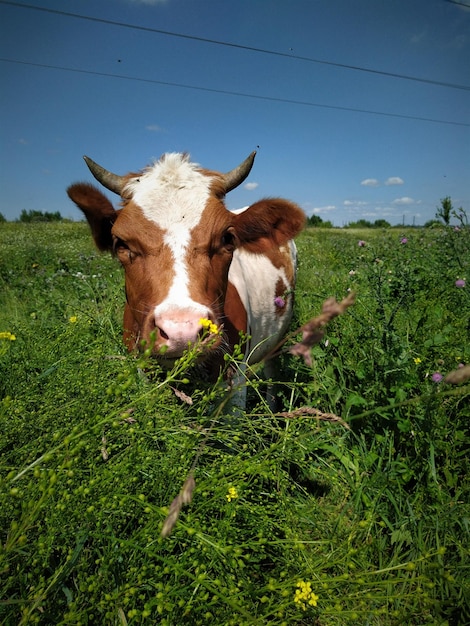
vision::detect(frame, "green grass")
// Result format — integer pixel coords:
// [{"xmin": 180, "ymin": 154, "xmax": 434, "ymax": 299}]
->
[{"xmin": 1, "ymin": 221, "xmax": 469, "ymax": 625}]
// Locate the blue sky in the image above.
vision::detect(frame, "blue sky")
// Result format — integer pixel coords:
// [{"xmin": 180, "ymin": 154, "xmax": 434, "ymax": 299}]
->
[{"xmin": 1, "ymin": 0, "xmax": 469, "ymax": 226}]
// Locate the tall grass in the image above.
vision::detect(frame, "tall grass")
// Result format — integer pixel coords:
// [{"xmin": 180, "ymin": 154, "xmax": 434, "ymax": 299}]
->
[{"xmin": 1, "ymin": 221, "xmax": 469, "ymax": 625}]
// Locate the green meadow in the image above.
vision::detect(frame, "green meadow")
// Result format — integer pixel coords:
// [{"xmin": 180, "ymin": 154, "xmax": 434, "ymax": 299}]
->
[{"xmin": 1, "ymin": 220, "xmax": 469, "ymax": 625}]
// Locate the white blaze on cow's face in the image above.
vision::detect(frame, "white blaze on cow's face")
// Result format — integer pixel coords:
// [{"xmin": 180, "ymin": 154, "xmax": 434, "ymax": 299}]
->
[{"xmin": 117, "ymin": 153, "xmax": 232, "ymax": 358}]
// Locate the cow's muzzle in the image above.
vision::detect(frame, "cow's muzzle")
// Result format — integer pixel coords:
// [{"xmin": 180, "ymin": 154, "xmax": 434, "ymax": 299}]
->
[{"xmin": 144, "ymin": 309, "xmax": 222, "ymax": 361}]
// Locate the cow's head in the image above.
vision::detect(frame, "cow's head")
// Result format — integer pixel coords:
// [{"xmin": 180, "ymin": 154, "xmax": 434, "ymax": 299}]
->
[{"xmin": 67, "ymin": 152, "xmax": 304, "ymax": 364}]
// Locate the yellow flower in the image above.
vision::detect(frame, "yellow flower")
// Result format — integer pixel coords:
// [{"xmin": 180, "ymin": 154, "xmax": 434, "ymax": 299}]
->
[
  {"xmin": 414, "ymin": 357, "xmax": 422, "ymax": 364},
  {"xmin": 294, "ymin": 580, "xmax": 319, "ymax": 610},
  {"xmin": 199, "ymin": 318, "xmax": 220, "ymax": 335},
  {"xmin": 69, "ymin": 316, "xmax": 78, "ymax": 324},
  {"xmin": 226, "ymin": 486, "xmax": 238, "ymax": 502},
  {"xmin": 0, "ymin": 332, "xmax": 16, "ymax": 341}
]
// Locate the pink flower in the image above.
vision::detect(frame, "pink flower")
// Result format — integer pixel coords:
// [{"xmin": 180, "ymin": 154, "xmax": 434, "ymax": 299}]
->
[
  {"xmin": 400, "ymin": 237, "xmax": 408, "ymax": 244},
  {"xmin": 274, "ymin": 296, "xmax": 286, "ymax": 308},
  {"xmin": 358, "ymin": 240, "xmax": 366, "ymax": 247},
  {"xmin": 431, "ymin": 372, "xmax": 443, "ymax": 383},
  {"xmin": 455, "ymin": 279, "xmax": 466, "ymax": 288}
]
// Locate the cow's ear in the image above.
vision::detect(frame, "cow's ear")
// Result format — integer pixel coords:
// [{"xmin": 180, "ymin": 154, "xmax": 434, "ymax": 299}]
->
[
  {"xmin": 67, "ymin": 183, "xmax": 117, "ymax": 251},
  {"xmin": 234, "ymin": 198, "xmax": 305, "ymax": 249}
]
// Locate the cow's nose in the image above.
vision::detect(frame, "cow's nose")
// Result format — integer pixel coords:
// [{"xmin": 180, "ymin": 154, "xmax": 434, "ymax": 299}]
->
[{"xmin": 154, "ymin": 312, "xmax": 205, "ymax": 355}]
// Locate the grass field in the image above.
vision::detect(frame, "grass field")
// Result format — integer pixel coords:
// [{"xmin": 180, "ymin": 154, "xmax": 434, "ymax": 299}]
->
[{"xmin": 1, "ymin": 221, "xmax": 469, "ymax": 625}]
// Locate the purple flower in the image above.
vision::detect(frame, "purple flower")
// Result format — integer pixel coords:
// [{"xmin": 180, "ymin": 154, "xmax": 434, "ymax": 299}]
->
[
  {"xmin": 400, "ymin": 237, "xmax": 408, "ymax": 244},
  {"xmin": 274, "ymin": 296, "xmax": 286, "ymax": 308},
  {"xmin": 431, "ymin": 372, "xmax": 443, "ymax": 383},
  {"xmin": 358, "ymin": 240, "xmax": 366, "ymax": 247},
  {"xmin": 455, "ymin": 279, "xmax": 466, "ymax": 288}
]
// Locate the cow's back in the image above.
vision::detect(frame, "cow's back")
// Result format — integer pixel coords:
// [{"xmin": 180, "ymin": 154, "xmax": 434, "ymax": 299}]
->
[{"xmin": 227, "ymin": 240, "xmax": 297, "ymax": 364}]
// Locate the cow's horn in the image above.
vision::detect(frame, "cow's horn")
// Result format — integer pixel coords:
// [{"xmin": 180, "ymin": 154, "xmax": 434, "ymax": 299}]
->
[
  {"xmin": 222, "ymin": 151, "xmax": 256, "ymax": 193},
  {"xmin": 83, "ymin": 156, "xmax": 126, "ymax": 196}
]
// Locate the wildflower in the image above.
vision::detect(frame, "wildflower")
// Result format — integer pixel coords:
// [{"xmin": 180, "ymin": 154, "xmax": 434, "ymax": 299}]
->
[
  {"xmin": 199, "ymin": 318, "xmax": 220, "ymax": 335},
  {"xmin": 69, "ymin": 316, "xmax": 78, "ymax": 324},
  {"xmin": 0, "ymin": 332, "xmax": 16, "ymax": 356},
  {"xmin": 455, "ymin": 279, "xmax": 466, "ymax": 288},
  {"xmin": 400, "ymin": 237, "xmax": 408, "ymax": 244},
  {"xmin": 414, "ymin": 357, "xmax": 422, "ymax": 364},
  {"xmin": 274, "ymin": 296, "xmax": 286, "ymax": 308},
  {"xmin": 226, "ymin": 486, "xmax": 238, "ymax": 502},
  {"xmin": 431, "ymin": 372, "xmax": 443, "ymax": 383},
  {"xmin": 358, "ymin": 240, "xmax": 366, "ymax": 247},
  {"xmin": 294, "ymin": 580, "xmax": 319, "ymax": 610},
  {"xmin": 348, "ymin": 270, "xmax": 356, "ymax": 276},
  {"xmin": 0, "ymin": 332, "xmax": 16, "ymax": 341}
]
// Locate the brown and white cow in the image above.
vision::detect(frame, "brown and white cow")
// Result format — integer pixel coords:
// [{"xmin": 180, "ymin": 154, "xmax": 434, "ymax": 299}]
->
[{"xmin": 67, "ymin": 151, "xmax": 305, "ymax": 405}]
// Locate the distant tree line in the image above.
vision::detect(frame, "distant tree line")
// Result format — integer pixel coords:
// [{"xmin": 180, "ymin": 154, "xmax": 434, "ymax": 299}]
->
[
  {"xmin": 308, "ymin": 215, "xmax": 395, "ymax": 229},
  {"xmin": 17, "ymin": 209, "xmax": 64, "ymax": 223},
  {"xmin": 307, "ymin": 197, "xmax": 466, "ymax": 229},
  {"xmin": 344, "ymin": 218, "xmax": 392, "ymax": 229},
  {"xmin": 0, "ymin": 210, "xmax": 71, "ymax": 223},
  {"xmin": 306, "ymin": 214, "xmax": 334, "ymax": 228}
]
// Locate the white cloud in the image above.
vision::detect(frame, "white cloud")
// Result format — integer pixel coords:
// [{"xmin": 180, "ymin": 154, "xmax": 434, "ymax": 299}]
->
[
  {"xmin": 311, "ymin": 205, "xmax": 336, "ymax": 214},
  {"xmin": 392, "ymin": 197, "xmax": 415, "ymax": 205},
  {"xmin": 362, "ymin": 208, "xmax": 395, "ymax": 217},
  {"xmin": 361, "ymin": 178, "xmax": 380, "ymax": 187},
  {"xmin": 145, "ymin": 124, "xmax": 163, "ymax": 132},
  {"xmin": 244, "ymin": 182, "xmax": 259, "ymax": 191},
  {"xmin": 361, "ymin": 211, "xmax": 381, "ymax": 217},
  {"xmin": 385, "ymin": 177, "xmax": 404, "ymax": 186},
  {"xmin": 344, "ymin": 200, "xmax": 368, "ymax": 206}
]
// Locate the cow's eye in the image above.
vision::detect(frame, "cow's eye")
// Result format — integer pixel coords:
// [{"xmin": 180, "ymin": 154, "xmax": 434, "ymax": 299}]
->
[
  {"xmin": 221, "ymin": 230, "xmax": 235, "ymax": 249},
  {"xmin": 114, "ymin": 238, "xmax": 137, "ymax": 263}
]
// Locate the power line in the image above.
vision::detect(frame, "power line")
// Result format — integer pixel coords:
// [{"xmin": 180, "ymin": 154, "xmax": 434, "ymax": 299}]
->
[
  {"xmin": 1, "ymin": 0, "xmax": 470, "ymax": 92},
  {"xmin": 2, "ymin": 57, "xmax": 469, "ymax": 128},
  {"xmin": 445, "ymin": 0, "xmax": 470, "ymax": 8}
]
